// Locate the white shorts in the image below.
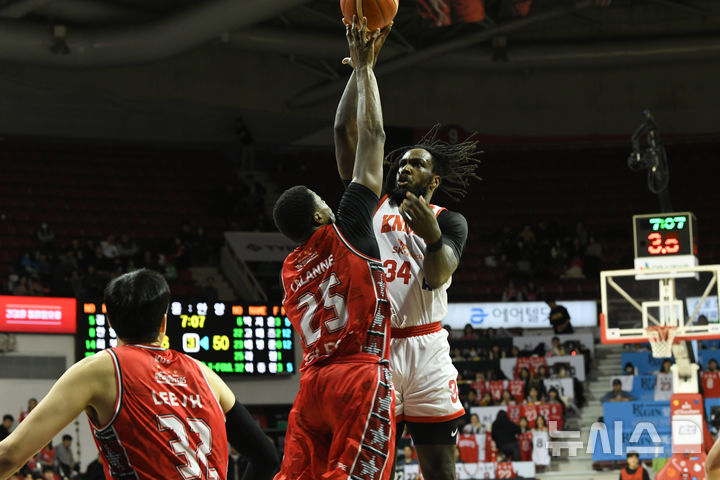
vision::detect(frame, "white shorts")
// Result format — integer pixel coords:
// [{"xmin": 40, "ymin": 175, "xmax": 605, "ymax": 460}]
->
[{"xmin": 390, "ymin": 327, "xmax": 465, "ymax": 422}]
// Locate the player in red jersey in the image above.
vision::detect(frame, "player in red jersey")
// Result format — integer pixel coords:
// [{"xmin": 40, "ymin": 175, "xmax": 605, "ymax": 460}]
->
[
  {"xmin": 0, "ymin": 269, "xmax": 278, "ymax": 480},
  {"xmin": 271, "ymin": 17, "xmax": 394, "ymax": 480}
]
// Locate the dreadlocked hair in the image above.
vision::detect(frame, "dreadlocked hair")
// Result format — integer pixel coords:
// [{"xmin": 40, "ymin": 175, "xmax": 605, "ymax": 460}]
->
[{"xmin": 383, "ymin": 124, "xmax": 482, "ymax": 201}]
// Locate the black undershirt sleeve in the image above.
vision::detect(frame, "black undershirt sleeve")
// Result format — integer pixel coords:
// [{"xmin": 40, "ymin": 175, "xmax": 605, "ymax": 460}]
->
[
  {"xmin": 437, "ymin": 210, "xmax": 468, "ymax": 261},
  {"xmin": 335, "ymin": 182, "xmax": 381, "ymax": 259},
  {"xmin": 225, "ymin": 401, "xmax": 280, "ymax": 480}
]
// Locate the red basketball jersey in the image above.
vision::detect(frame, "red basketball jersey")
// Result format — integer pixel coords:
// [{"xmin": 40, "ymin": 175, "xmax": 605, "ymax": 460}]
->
[
  {"xmin": 518, "ymin": 431, "xmax": 533, "ymax": 461},
  {"xmin": 89, "ymin": 345, "xmax": 228, "ymax": 480},
  {"xmin": 703, "ymin": 371, "xmax": 720, "ymax": 398},
  {"xmin": 281, "ymin": 224, "xmax": 391, "ymax": 370},
  {"xmin": 456, "ymin": 433, "xmax": 480, "ymax": 463},
  {"xmin": 508, "ymin": 380, "xmax": 525, "ymax": 404},
  {"xmin": 495, "ymin": 461, "xmax": 516, "ymax": 479},
  {"xmin": 488, "ymin": 380, "xmax": 505, "ymax": 402}
]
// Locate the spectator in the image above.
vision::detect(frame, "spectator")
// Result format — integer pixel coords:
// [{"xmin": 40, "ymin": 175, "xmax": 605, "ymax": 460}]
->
[
  {"xmin": 464, "ymin": 390, "xmax": 481, "ymax": 410},
  {"xmin": 40, "ymin": 466, "xmax": 58, "ymax": 480},
  {"xmin": 479, "ymin": 392, "xmax": 494, "ymax": 406},
  {"xmin": 518, "ymin": 416, "xmax": 529, "ymax": 433},
  {"xmin": 0, "ymin": 415, "xmax": 13, "ymax": 441},
  {"xmin": 491, "ymin": 410, "xmax": 521, "ymax": 461},
  {"xmin": 547, "ymin": 299, "xmax": 574, "ymax": 334},
  {"xmin": 84, "ymin": 455, "xmax": 105, "ymax": 480},
  {"xmin": 658, "ymin": 359, "xmax": 672, "ymax": 374},
  {"xmin": 12, "ymin": 276, "xmax": 29, "ymax": 296},
  {"xmin": 398, "ymin": 446, "xmax": 418, "ymax": 466},
  {"xmin": 100, "ymin": 235, "xmax": 120, "ymax": 259},
  {"xmin": 535, "ymin": 365, "xmax": 549, "ymax": 380},
  {"xmin": 551, "ymin": 337, "xmax": 564, "ymax": 356},
  {"xmin": 452, "ymin": 347, "xmax": 465, "ymax": 362},
  {"xmin": 36, "ymin": 223, "xmax": 55, "ymax": 246},
  {"xmin": 524, "ymin": 281, "xmax": 539, "ymax": 301},
  {"xmin": 55, "ymin": 434, "xmax": 77, "ymax": 476},
  {"xmin": 117, "ymin": 234, "xmax": 138, "ymax": 258},
  {"xmin": 38, "ymin": 442, "xmax": 54, "ymax": 468},
  {"xmin": 534, "ymin": 415, "xmax": 548, "ymax": 432},
  {"xmin": 463, "ymin": 414, "xmax": 484, "ymax": 434},
  {"xmin": 708, "ymin": 359, "xmax": 719, "ymax": 372},
  {"xmin": 620, "ymin": 452, "xmax": 650, "ymax": 480},
  {"xmin": 525, "ymin": 386, "xmax": 542, "ymax": 405},
  {"xmin": 201, "ymin": 276, "xmax": 219, "ymax": 303},
  {"xmin": 83, "ymin": 265, "xmax": 106, "ymax": 298},
  {"xmin": 461, "ymin": 324, "xmax": 477, "ymax": 340},
  {"xmin": 601, "ymin": 379, "xmax": 637, "ymax": 403},
  {"xmin": 501, "ymin": 279, "xmax": 524, "ymax": 302},
  {"xmin": 500, "ymin": 390, "xmax": 515, "ymax": 406},
  {"xmin": 18, "ymin": 398, "xmax": 37, "ymax": 423},
  {"xmin": 546, "ymin": 387, "xmax": 566, "ymax": 417},
  {"xmin": 624, "ymin": 362, "xmax": 636, "ymax": 375}
]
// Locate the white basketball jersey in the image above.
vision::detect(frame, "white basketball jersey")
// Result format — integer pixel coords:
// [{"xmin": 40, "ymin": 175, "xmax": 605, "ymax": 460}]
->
[{"xmin": 373, "ymin": 195, "xmax": 452, "ymax": 328}]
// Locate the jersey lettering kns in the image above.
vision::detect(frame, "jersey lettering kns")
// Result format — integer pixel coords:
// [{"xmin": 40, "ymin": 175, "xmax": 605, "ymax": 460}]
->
[
  {"xmin": 281, "ymin": 224, "xmax": 391, "ymax": 370},
  {"xmin": 373, "ymin": 195, "xmax": 450, "ymax": 328}
]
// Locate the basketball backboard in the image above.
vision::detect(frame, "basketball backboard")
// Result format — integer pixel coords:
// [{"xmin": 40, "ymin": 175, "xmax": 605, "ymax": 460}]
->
[{"xmin": 600, "ymin": 265, "xmax": 720, "ymax": 345}]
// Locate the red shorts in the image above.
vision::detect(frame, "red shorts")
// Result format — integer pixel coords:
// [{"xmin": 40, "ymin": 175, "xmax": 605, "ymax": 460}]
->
[{"xmin": 274, "ymin": 361, "xmax": 395, "ymax": 480}]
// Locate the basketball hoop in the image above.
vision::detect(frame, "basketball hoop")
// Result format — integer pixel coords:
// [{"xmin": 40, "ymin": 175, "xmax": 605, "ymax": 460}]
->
[{"xmin": 645, "ymin": 325, "xmax": 678, "ymax": 358}]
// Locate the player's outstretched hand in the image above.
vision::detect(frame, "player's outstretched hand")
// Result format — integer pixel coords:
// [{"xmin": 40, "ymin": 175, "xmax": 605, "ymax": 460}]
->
[
  {"xmin": 343, "ymin": 22, "xmax": 392, "ymax": 68},
  {"xmin": 343, "ymin": 16, "xmax": 382, "ymax": 70},
  {"xmin": 399, "ymin": 192, "xmax": 442, "ymax": 245}
]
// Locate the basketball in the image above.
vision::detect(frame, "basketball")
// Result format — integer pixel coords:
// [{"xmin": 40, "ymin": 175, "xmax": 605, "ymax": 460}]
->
[{"xmin": 341, "ymin": 0, "xmax": 398, "ymax": 31}]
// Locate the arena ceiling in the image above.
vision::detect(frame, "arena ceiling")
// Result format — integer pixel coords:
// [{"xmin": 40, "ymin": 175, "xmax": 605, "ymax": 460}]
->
[{"xmin": 0, "ymin": 0, "xmax": 718, "ymax": 109}]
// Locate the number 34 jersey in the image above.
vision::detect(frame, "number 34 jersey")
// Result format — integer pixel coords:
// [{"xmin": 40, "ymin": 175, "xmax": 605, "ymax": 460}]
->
[
  {"xmin": 89, "ymin": 344, "xmax": 228, "ymax": 480},
  {"xmin": 281, "ymin": 223, "xmax": 392, "ymax": 370},
  {"xmin": 373, "ymin": 195, "xmax": 451, "ymax": 328}
]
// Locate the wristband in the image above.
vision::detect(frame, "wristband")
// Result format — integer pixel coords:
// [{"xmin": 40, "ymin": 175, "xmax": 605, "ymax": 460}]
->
[{"xmin": 427, "ymin": 236, "xmax": 444, "ymax": 252}]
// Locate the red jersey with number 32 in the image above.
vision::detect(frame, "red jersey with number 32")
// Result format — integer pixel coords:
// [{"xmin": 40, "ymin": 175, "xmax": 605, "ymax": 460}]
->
[
  {"xmin": 281, "ymin": 224, "xmax": 391, "ymax": 370},
  {"xmin": 89, "ymin": 344, "xmax": 228, "ymax": 480},
  {"xmin": 373, "ymin": 195, "xmax": 448, "ymax": 328}
]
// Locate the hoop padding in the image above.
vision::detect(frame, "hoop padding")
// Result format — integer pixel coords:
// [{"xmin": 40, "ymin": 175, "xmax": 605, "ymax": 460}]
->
[{"xmin": 646, "ymin": 325, "xmax": 678, "ymax": 358}]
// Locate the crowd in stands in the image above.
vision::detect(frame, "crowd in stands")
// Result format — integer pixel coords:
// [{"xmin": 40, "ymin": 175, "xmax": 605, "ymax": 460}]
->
[
  {"xmin": 482, "ymin": 221, "xmax": 603, "ymax": 302},
  {"xmin": 2, "ymin": 222, "xmax": 216, "ymax": 298}
]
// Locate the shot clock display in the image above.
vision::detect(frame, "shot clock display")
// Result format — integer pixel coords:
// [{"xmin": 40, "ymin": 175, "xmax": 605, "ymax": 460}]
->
[
  {"xmin": 633, "ymin": 212, "xmax": 698, "ymax": 273},
  {"xmin": 77, "ymin": 301, "xmax": 295, "ymax": 376}
]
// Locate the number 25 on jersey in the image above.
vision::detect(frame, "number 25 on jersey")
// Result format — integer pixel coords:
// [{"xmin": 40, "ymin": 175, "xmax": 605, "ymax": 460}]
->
[{"xmin": 296, "ymin": 273, "xmax": 349, "ymax": 346}]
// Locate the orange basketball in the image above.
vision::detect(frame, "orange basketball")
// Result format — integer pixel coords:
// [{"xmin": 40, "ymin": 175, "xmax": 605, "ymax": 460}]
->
[{"xmin": 341, "ymin": 0, "xmax": 398, "ymax": 31}]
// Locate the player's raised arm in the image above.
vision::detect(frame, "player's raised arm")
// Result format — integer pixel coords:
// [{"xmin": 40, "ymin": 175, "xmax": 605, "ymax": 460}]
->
[
  {"xmin": 0, "ymin": 354, "xmax": 112, "ymax": 480},
  {"xmin": 345, "ymin": 16, "xmax": 387, "ymax": 197},
  {"xmin": 334, "ymin": 21, "xmax": 391, "ymax": 185}
]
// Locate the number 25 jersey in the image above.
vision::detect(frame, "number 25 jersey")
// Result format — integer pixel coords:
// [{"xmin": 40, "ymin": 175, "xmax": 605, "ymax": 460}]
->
[{"xmin": 281, "ymin": 223, "xmax": 391, "ymax": 370}]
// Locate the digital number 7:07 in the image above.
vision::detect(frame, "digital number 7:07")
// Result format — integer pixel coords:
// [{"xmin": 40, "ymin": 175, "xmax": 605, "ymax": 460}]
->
[{"xmin": 181, "ymin": 315, "xmax": 206, "ymax": 328}]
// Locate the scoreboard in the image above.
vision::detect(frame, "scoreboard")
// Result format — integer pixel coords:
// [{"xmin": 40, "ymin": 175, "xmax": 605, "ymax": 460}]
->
[
  {"xmin": 633, "ymin": 212, "xmax": 698, "ymax": 276},
  {"xmin": 78, "ymin": 301, "xmax": 295, "ymax": 376}
]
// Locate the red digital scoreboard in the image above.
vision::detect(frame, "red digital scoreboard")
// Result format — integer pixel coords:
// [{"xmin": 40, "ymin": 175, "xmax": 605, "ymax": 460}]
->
[{"xmin": 0, "ymin": 295, "xmax": 77, "ymax": 334}]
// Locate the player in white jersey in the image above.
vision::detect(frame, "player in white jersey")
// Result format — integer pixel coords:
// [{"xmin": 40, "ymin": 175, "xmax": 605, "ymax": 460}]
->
[{"xmin": 335, "ymin": 81, "xmax": 481, "ymax": 479}]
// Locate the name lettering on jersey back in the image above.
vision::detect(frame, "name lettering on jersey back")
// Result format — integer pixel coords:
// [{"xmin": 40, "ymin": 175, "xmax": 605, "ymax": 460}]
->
[
  {"xmin": 290, "ymin": 254, "xmax": 334, "ymax": 292},
  {"xmin": 381, "ymin": 214, "xmax": 412, "ymax": 234},
  {"xmin": 152, "ymin": 391, "xmax": 203, "ymax": 409}
]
